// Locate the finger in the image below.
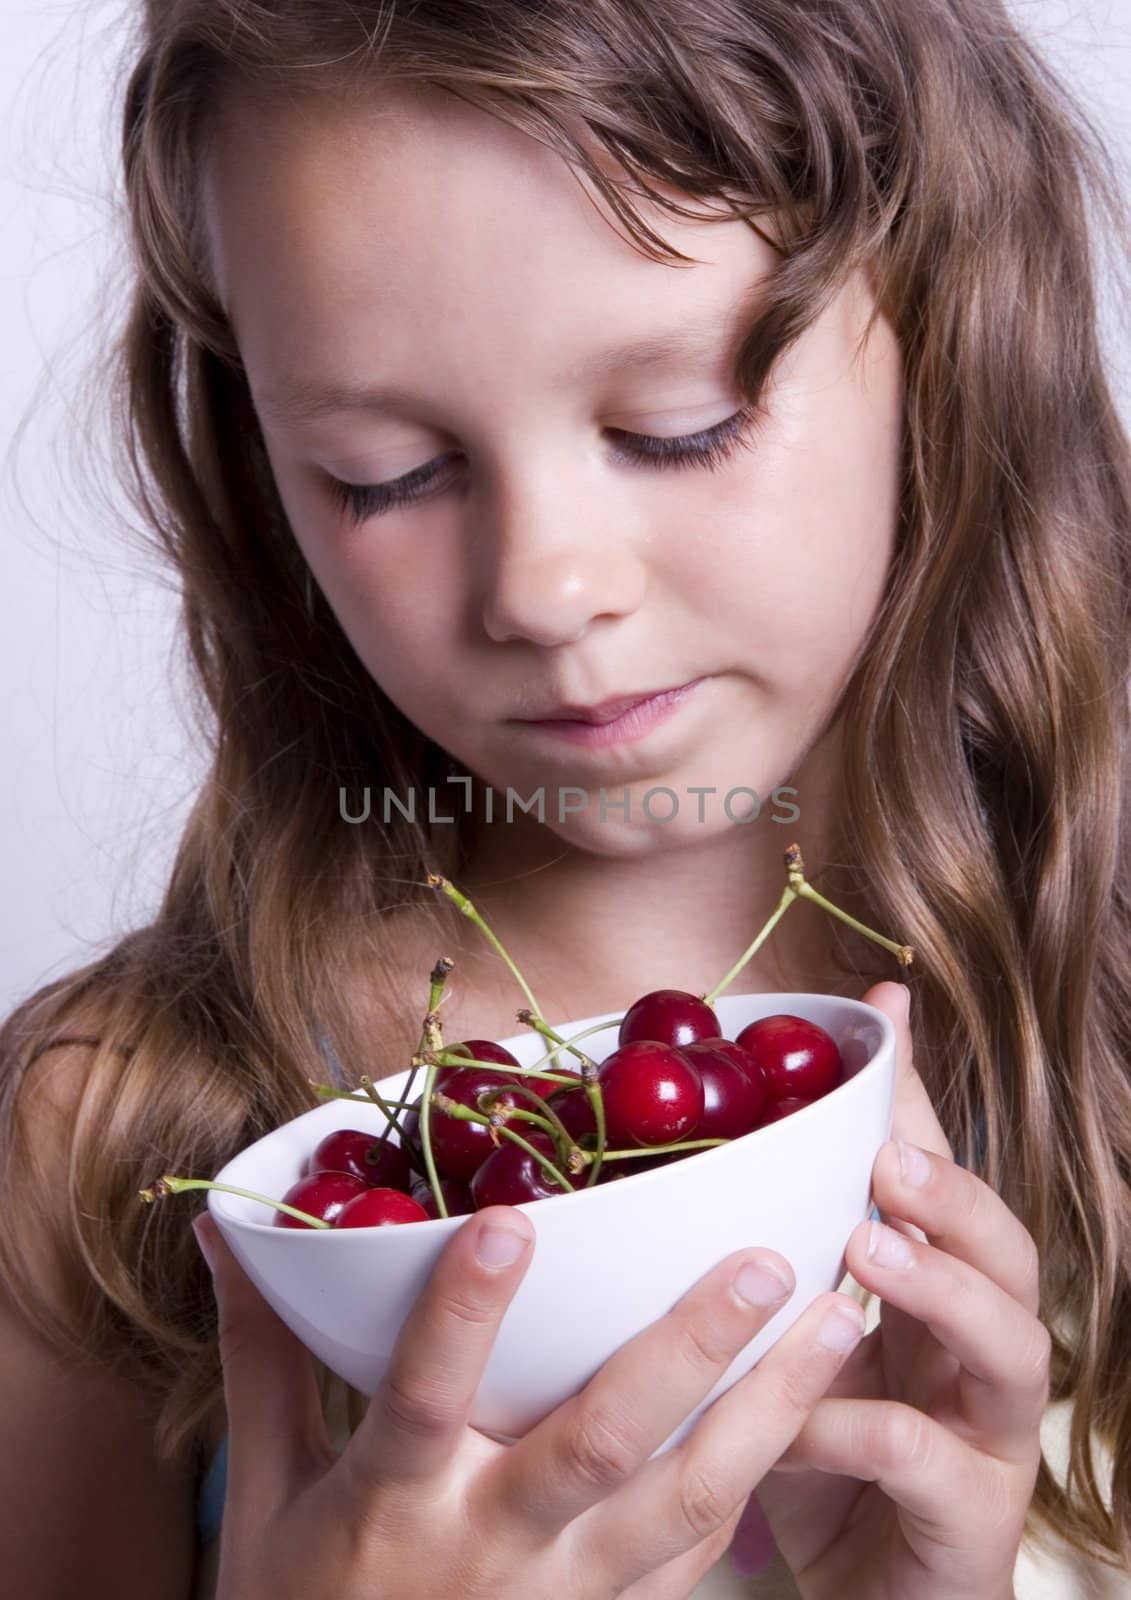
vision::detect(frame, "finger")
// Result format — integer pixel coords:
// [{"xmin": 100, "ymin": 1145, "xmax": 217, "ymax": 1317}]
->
[
  {"xmin": 775, "ymin": 1397, "xmax": 1012, "ymax": 1541},
  {"xmin": 618, "ymin": 1501, "xmax": 747, "ymax": 1600},
  {"xmin": 845, "ymin": 1216, "xmax": 1051, "ymax": 1461},
  {"xmin": 340, "ymin": 1206, "xmax": 534, "ymax": 1496},
  {"xmin": 860, "ymin": 982, "xmax": 953, "ymax": 1162},
  {"xmin": 482, "ymin": 1247, "xmax": 798, "ymax": 1539},
  {"xmin": 870, "ymin": 1138, "xmax": 1042, "ymax": 1315},
  {"xmin": 571, "ymin": 1291, "xmax": 867, "ymax": 1591},
  {"xmin": 192, "ymin": 1211, "xmax": 332, "ymax": 1511}
]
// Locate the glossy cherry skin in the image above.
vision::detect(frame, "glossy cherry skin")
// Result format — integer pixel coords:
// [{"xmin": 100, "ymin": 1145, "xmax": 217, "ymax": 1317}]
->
[
  {"xmin": 307, "ymin": 1128, "xmax": 413, "ymax": 1193},
  {"xmin": 427, "ymin": 1067, "xmax": 547, "ymax": 1180},
  {"xmin": 409, "ymin": 1174, "xmax": 476, "ymax": 1218},
  {"xmin": 735, "ymin": 1014, "xmax": 843, "ymax": 1102},
  {"xmin": 678, "ymin": 1039, "xmax": 766, "ymax": 1139},
  {"xmin": 597, "ymin": 1040, "xmax": 705, "ymax": 1147},
  {"xmin": 759, "ymin": 1096, "xmax": 815, "ymax": 1124},
  {"xmin": 617, "ymin": 988, "xmax": 721, "ymax": 1050},
  {"xmin": 274, "ymin": 1170, "xmax": 366, "ymax": 1228},
  {"xmin": 469, "ymin": 1130, "xmax": 572, "ymax": 1208},
  {"xmin": 334, "ymin": 1186, "xmax": 430, "ymax": 1228}
]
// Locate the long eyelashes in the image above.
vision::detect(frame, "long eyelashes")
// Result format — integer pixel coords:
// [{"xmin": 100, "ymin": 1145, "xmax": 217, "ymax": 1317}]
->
[{"xmin": 328, "ymin": 404, "xmax": 764, "ymax": 526}]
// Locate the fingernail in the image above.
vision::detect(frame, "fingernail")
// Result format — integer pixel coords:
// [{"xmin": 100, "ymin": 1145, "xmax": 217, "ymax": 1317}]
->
[
  {"xmin": 732, "ymin": 1256, "xmax": 793, "ymax": 1308},
  {"xmin": 818, "ymin": 1303, "xmax": 866, "ymax": 1352},
  {"xmin": 191, "ymin": 1213, "xmax": 215, "ymax": 1274},
  {"xmin": 867, "ymin": 1219, "xmax": 915, "ymax": 1269},
  {"xmin": 476, "ymin": 1221, "xmax": 528, "ymax": 1268},
  {"xmin": 896, "ymin": 983, "xmax": 911, "ymax": 1019},
  {"xmin": 896, "ymin": 1139, "xmax": 931, "ymax": 1188}
]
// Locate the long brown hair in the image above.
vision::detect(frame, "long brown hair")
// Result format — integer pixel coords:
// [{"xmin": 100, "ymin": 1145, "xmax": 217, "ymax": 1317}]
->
[{"xmin": 2, "ymin": 0, "xmax": 1130, "ymax": 1570}]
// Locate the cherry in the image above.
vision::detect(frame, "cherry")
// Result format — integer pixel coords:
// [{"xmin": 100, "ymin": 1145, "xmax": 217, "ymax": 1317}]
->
[
  {"xmin": 618, "ymin": 988, "xmax": 720, "ymax": 1050},
  {"xmin": 546, "ymin": 1083, "xmax": 598, "ymax": 1141},
  {"xmin": 469, "ymin": 1130, "xmax": 571, "ymax": 1208},
  {"xmin": 308, "ymin": 1128, "xmax": 413, "ymax": 1193},
  {"xmin": 428, "ymin": 1067, "xmax": 542, "ymax": 1179},
  {"xmin": 759, "ymin": 1096, "xmax": 814, "ymax": 1124},
  {"xmin": 274, "ymin": 1170, "xmax": 366, "ymax": 1228},
  {"xmin": 735, "ymin": 1014, "xmax": 843, "ymax": 1102},
  {"xmin": 410, "ymin": 1174, "xmax": 476, "ymax": 1218},
  {"xmin": 597, "ymin": 1040, "xmax": 704, "ymax": 1147},
  {"xmin": 335, "ymin": 1187, "xmax": 430, "ymax": 1228},
  {"xmin": 449, "ymin": 1037, "xmax": 520, "ymax": 1069},
  {"xmin": 678, "ymin": 1039, "xmax": 766, "ymax": 1139},
  {"xmin": 445, "ymin": 1040, "xmax": 565, "ymax": 1102}
]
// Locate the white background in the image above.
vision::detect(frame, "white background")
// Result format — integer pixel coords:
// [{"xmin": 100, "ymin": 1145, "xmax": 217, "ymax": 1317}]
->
[{"xmin": 3, "ymin": 0, "xmax": 1131, "ymax": 1013}]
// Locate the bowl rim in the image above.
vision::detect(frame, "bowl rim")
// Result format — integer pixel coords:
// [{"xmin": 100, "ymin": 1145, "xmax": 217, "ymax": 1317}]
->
[{"xmin": 208, "ymin": 992, "xmax": 896, "ymax": 1239}]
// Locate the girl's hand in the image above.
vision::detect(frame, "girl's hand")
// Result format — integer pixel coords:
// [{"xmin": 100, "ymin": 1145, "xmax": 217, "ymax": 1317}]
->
[
  {"xmin": 750, "ymin": 980, "xmax": 1050, "ymax": 1600},
  {"xmin": 192, "ymin": 1201, "xmax": 866, "ymax": 1600}
]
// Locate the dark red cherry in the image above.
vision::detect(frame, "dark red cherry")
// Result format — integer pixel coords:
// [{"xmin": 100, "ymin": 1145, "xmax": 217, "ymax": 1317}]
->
[
  {"xmin": 274, "ymin": 1170, "xmax": 366, "ymax": 1228},
  {"xmin": 546, "ymin": 1083, "xmax": 598, "ymax": 1141},
  {"xmin": 735, "ymin": 1014, "xmax": 843, "ymax": 1102},
  {"xmin": 759, "ymin": 1096, "xmax": 815, "ymax": 1124},
  {"xmin": 427, "ymin": 1067, "xmax": 546, "ymax": 1180},
  {"xmin": 618, "ymin": 988, "xmax": 721, "ymax": 1050},
  {"xmin": 597, "ymin": 1040, "xmax": 704, "ymax": 1147},
  {"xmin": 334, "ymin": 1186, "xmax": 429, "ymax": 1228},
  {"xmin": 409, "ymin": 1174, "xmax": 476, "ymax": 1218},
  {"xmin": 308, "ymin": 1128, "xmax": 413, "ymax": 1192},
  {"xmin": 678, "ymin": 1039, "xmax": 766, "ymax": 1139},
  {"xmin": 444, "ymin": 1041, "xmax": 564, "ymax": 1103},
  {"xmin": 469, "ymin": 1130, "xmax": 572, "ymax": 1208}
]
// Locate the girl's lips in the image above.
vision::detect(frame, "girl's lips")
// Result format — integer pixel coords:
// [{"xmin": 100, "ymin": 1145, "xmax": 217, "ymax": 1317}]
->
[{"xmin": 517, "ymin": 677, "xmax": 707, "ymax": 749}]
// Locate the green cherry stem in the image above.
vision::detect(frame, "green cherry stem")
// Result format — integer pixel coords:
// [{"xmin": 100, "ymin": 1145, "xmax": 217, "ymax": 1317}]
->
[
  {"xmin": 426, "ymin": 873, "xmax": 541, "ymax": 1017},
  {"xmin": 701, "ymin": 882, "xmax": 798, "ymax": 1006},
  {"xmin": 420, "ymin": 1048, "xmax": 579, "ymax": 1088},
  {"xmin": 430, "ymin": 1091, "xmax": 575, "ymax": 1193},
  {"xmin": 479, "ymin": 1081, "xmax": 579, "ymax": 1168},
  {"xmin": 418, "ymin": 1053, "xmax": 450, "ymax": 1219},
  {"xmin": 138, "ymin": 1175, "xmax": 331, "ymax": 1228},
  {"xmin": 516, "ymin": 1010, "xmax": 608, "ymax": 1187},
  {"xmin": 357, "ymin": 1077, "xmax": 414, "ymax": 1141},
  {"xmin": 577, "ymin": 1137, "xmax": 730, "ymax": 1163},
  {"xmin": 783, "ymin": 843, "xmax": 915, "ymax": 966},
  {"xmin": 702, "ymin": 842, "xmax": 915, "ymax": 1005},
  {"xmin": 369, "ymin": 957, "xmax": 455, "ymax": 1178}
]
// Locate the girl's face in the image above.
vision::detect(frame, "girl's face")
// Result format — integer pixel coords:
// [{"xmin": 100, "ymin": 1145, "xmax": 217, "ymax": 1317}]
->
[{"xmin": 203, "ymin": 86, "xmax": 903, "ymax": 860}]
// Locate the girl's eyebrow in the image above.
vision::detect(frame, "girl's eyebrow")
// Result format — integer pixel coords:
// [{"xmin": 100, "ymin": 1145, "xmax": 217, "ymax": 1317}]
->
[{"xmin": 256, "ymin": 296, "xmax": 763, "ymax": 426}]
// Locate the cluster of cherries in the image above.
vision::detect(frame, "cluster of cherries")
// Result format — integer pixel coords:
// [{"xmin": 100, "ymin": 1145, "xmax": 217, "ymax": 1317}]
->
[
  {"xmin": 272, "ymin": 993, "xmax": 843, "ymax": 1228},
  {"xmin": 139, "ymin": 845, "xmax": 912, "ymax": 1232}
]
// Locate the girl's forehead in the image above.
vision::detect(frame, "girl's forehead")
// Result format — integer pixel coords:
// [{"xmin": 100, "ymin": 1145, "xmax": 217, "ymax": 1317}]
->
[
  {"xmin": 200, "ymin": 87, "xmax": 791, "ymax": 408},
  {"xmin": 202, "ymin": 86, "xmax": 765, "ymax": 299}
]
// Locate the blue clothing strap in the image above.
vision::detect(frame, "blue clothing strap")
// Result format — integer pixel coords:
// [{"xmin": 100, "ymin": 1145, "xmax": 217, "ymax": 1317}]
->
[{"xmin": 196, "ymin": 1432, "xmax": 228, "ymax": 1547}]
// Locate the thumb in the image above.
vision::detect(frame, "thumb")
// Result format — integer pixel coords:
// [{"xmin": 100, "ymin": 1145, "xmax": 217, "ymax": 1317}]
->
[{"xmin": 192, "ymin": 1209, "xmax": 332, "ymax": 1509}]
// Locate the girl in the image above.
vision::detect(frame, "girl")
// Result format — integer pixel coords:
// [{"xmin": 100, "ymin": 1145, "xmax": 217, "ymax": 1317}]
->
[{"xmin": 1, "ymin": 1, "xmax": 1129, "ymax": 1596}]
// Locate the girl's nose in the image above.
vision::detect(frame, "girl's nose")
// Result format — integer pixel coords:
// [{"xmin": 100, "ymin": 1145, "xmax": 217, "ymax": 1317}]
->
[{"xmin": 477, "ymin": 477, "xmax": 647, "ymax": 646}]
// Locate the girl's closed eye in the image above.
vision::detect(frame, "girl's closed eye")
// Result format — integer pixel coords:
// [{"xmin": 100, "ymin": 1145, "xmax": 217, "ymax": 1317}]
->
[{"xmin": 326, "ymin": 402, "xmax": 764, "ymax": 526}]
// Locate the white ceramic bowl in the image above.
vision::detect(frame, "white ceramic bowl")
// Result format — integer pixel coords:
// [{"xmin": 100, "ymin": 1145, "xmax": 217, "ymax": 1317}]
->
[{"xmin": 208, "ymin": 991, "xmax": 894, "ymax": 1454}]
